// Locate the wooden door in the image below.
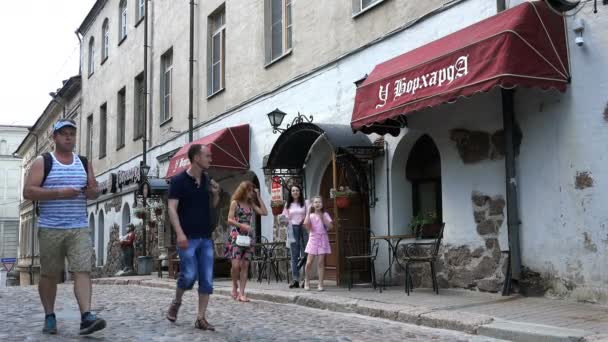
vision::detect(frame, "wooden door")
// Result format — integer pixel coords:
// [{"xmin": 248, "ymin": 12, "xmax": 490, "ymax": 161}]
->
[{"xmin": 319, "ymin": 160, "xmax": 370, "ymax": 286}]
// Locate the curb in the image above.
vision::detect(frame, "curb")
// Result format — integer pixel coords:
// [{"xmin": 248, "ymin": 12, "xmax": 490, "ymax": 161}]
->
[{"xmin": 92, "ymin": 278, "xmax": 595, "ymax": 341}]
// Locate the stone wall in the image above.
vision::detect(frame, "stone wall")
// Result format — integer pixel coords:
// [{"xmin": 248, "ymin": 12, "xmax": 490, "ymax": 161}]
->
[{"xmin": 396, "ymin": 191, "xmax": 508, "ymax": 292}]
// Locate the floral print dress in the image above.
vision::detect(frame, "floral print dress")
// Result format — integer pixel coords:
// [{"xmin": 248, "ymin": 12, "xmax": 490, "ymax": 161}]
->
[{"xmin": 225, "ymin": 202, "xmax": 255, "ymax": 260}]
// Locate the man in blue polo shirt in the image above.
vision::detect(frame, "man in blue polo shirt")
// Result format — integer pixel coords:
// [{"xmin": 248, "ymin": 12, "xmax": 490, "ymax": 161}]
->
[{"xmin": 166, "ymin": 144, "xmax": 220, "ymax": 331}]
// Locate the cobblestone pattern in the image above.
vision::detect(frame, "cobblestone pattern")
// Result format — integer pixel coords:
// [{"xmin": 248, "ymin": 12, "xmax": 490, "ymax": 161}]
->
[{"xmin": 0, "ymin": 285, "xmax": 505, "ymax": 341}]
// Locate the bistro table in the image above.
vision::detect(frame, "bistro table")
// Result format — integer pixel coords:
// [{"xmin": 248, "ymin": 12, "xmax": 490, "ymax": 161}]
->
[
  {"xmin": 370, "ymin": 234, "xmax": 434, "ymax": 292},
  {"xmin": 252, "ymin": 241, "xmax": 287, "ymax": 283}
]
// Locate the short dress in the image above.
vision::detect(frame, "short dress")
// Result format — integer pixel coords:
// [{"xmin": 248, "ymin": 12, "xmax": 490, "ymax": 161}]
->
[
  {"xmin": 305, "ymin": 212, "xmax": 332, "ymax": 255},
  {"xmin": 225, "ymin": 202, "xmax": 255, "ymax": 261}
]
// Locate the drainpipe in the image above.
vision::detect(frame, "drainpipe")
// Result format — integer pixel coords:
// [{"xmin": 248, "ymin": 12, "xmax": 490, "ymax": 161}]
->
[
  {"xmin": 501, "ymin": 89, "xmax": 521, "ymax": 295},
  {"xmin": 142, "ymin": 0, "xmax": 149, "ymax": 257},
  {"xmin": 385, "ymin": 140, "xmax": 391, "ymax": 280},
  {"xmin": 188, "ymin": 0, "xmax": 195, "ymax": 142},
  {"xmin": 75, "ymin": 31, "xmax": 82, "ymax": 75}
]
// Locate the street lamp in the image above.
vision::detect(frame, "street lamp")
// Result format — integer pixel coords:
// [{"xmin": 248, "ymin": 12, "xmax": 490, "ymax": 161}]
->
[{"xmin": 267, "ymin": 109, "xmax": 313, "ymax": 134}]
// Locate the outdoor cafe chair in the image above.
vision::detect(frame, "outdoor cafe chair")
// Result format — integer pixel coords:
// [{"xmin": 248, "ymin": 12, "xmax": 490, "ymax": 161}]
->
[
  {"xmin": 402, "ymin": 223, "xmax": 445, "ymax": 295},
  {"xmin": 345, "ymin": 230, "xmax": 379, "ymax": 291}
]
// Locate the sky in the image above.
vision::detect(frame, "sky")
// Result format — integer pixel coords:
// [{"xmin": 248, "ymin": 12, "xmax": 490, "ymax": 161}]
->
[{"xmin": 0, "ymin": 0, "xmax": 96, "ymax": 126}]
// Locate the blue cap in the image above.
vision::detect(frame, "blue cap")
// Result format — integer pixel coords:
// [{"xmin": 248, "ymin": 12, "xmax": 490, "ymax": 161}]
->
[{"xmin": 53, "ymin": 119, "xmax": 77, "ymax": 133}]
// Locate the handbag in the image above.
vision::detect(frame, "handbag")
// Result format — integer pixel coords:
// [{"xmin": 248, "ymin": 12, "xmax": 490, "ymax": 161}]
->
[{"xmin": 236, "ymin": 234, "xmax": 251, "ymax": 247}]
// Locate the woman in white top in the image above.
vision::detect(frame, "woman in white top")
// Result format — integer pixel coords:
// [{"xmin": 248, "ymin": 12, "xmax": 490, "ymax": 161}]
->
[{"xmin": 281, "ymin": 184, "xmax": 308, "ymax": 288}]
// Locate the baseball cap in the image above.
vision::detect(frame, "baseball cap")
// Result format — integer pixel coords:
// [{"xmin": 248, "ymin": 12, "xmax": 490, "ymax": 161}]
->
[{"xmin": 53, "ymin": 119, "xmax": 77, "ymax": 133}]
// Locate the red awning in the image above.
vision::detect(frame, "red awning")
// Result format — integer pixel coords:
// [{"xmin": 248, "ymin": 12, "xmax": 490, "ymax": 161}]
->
[
  {"xmin": 351, "ymin": 1, "xmax": 570, "ymax": 135},
  {"xmin": 165, "ymin": 124, "xmax": 250, "ymax": 178}
]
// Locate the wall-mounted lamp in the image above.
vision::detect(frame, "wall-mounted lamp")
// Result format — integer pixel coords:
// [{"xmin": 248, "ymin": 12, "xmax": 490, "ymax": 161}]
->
[
  {"xmin": 267, "ymin": 108, "xmax": 313, "ymax": 134},
  {"xmin": 573, "ymin": 18, "xmax": 585, "ymax": 46}
]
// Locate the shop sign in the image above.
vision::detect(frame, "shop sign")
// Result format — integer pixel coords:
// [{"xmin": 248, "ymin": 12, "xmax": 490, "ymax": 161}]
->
[
  {"xmin": 98, "ymin": 173, "xmax": 117, "ymax": 194},
  {"xmin": 117, "ymin": 166, "xmax": 140, "ymax": 188},
  {"xmin": 271, "ymin": 176, "xmax": 283, "ymax": 202}
]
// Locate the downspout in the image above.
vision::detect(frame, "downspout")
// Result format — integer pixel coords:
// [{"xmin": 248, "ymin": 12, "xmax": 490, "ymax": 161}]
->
[
  {"xmin": 75, "ymin": 31, "xmax": 82, "ymax": 75},
  {"xmin": 385, "ymin": 140, "xmax": 391, "ymax": 279},
  {"xmin": 142, "ymin": 0, "xmax": 149, "ymax": 257},
  {"xmin": 501, "ymin": 89, "xmax": 521, "ymax": 295},
  {"xmin": 497, "ymin": 0, "xmax": 506, "ymax": 12},
  {"xmin": 188, "ymin": 0, "xmax": 195, "ymax": 142}
]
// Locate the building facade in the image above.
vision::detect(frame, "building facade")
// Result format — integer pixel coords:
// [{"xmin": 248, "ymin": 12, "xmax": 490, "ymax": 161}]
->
[
  {"xmin": 76, "ymin": 0, "xmax": 607, "ymax": 299},
  {"xmin": 0, "ymin": 125, "xmax": 28, "ymax": 270},
  {"xmin": 14, "ymin": 76, "xmax": 81, "ymax": 285}
]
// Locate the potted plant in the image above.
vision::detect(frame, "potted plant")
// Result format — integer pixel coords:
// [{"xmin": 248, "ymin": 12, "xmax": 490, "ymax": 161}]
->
[
  {"xmin": 271, "ymin": 200, "xmax": 285, "ymax": 216},
  {"xmin": 134, "ymin": 207, "xmax": 147, "ymax": 219},
  {"xmin": 333, "ymin": 186, "xmax": 356, "ymax": 209},
  {"xmin": 410, "ymin": 211, "xmax": 439, "ymax": 239}
]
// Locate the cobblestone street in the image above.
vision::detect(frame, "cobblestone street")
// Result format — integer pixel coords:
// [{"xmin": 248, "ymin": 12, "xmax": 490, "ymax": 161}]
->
[{"xmin": 0, "ymin": 284, "xmax": 506, "ymax": 341}]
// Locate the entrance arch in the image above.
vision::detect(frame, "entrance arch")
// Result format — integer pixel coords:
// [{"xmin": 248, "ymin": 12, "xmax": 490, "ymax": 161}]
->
[
  {"xmin": 122, "ymin": 203, "xmax": 131, "ymax": 235},
  {"xmin": 88, "ymin": 212, "xmax": 95, "ymax": 246},
  {"xmin": 97, "ymin": 210, "xmax": 105, "ymax": 266}
]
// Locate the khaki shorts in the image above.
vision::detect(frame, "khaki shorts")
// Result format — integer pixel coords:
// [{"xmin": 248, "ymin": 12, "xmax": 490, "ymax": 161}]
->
[{"xmin": 39, "ymin": 228, "xmax": 93, "ymax": 274}]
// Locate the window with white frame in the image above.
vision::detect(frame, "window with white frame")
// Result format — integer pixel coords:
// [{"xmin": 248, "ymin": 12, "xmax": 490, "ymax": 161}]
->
[
  {"xmin": 160, "ymin": 49, "xmax": 173, "ymax": 123},
  {"xmin": 265, "ymin": 0, "xmax": 292, "ymax": 64},
  {"xmin": 352, "ymin": 0, "xmax": 384, "ymax": 16},
  {"xmin": 119, "ymin": 0, "xmax": 128, "ymax": 41},
  {"xmin": 117, "ymin": 87, "xmax": 126, "ymax": 149},
  {"xmin": 134, "ymin": 72, "xmax": 145, "ymax": 139},
  {"xmin": 88, "ymin": 37, "xmax": 95, "ymax": 75},
  {"xmin": 137, "ymin": 0, "xmax": 145, "ymax": 22},
  {"xmin": 208, "ymin": 6, "xmax": 225, "ymax": 96},
  {"xmin": 102, "ymin": 19, "xmax": 109, "ymax": 61}
]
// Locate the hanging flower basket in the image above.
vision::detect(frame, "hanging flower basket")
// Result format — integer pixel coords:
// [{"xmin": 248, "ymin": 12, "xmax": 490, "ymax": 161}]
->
[
  {"xmin": 271, "ymin": 200, "xmax": 285, "ymax": 216},
  {"xmin": 154, "ymin": 207, "xmax": 163, "ymax": 216},
  {"xmin": 335, "ymin": 195, "xmax": 351, "ymax": 209},
  {"xmin": 135, "ymin": 209, "xmax": 146, "ymax": 219}
]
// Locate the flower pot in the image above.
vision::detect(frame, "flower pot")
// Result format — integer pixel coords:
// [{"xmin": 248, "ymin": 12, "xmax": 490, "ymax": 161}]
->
[
  {"xmin": 335, "ymin": 196, "xmax": 350, "ymax": 209},
  {"xmin": 154, "ymin": 208, "xmax": 163, "ymax": 216},
  {"xmin": 419, "ymin": 223, "xmax": 442, "ymax": 239},
  {"xmin": 272, "ymin": 206, "xmax": 283, "ymax": 216},
  {"xmin": 135, "ymin": 211, "xmax": 145, "ymax": 219}
]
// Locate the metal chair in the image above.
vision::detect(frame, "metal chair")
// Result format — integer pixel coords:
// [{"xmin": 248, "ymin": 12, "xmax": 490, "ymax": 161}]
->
[
  {"xmin": 250, "ymin": 236, "xmax": 271, "ymax": 283},
  {"xmin": 345, "ymin": 230, "xmax": 379, "ymax": 291},
  {"xmin": 403, "ymin": 223, "xmax": 445, "ymax": 295},
  {"xmin": 269, "ymin": 243, "xmax": 291, "ymax": 283}
]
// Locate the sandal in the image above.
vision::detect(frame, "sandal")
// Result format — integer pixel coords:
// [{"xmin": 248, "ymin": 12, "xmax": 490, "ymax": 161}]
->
[
  {"xmin": 166, "ymin": 300, "xmax": 181, "ymax": 322},
  {"xmin": 194, "ymin": 318, "xmax": 215, "ymax": 331},
  {"xmin": 237, "ymin": 295, "xmax": 251, "ymax": 302}
]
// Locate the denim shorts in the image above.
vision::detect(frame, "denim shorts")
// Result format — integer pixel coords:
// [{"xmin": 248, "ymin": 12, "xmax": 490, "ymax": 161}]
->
[{"xmin": 176, "ymin": 238, "xmax": 214, "ymax": 294}]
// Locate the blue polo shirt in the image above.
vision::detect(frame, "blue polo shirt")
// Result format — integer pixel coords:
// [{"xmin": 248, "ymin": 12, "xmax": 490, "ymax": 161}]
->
[{"xmin": 168, "ymin": 170, "xmax": 212, "ymax": 239}]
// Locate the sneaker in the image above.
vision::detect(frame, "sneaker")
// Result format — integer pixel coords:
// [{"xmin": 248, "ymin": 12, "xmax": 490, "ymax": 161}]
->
[
  {"xmin": 42, "ymin": 313, "xmax": 57, "ymax": 335},
  {"xmin": 289, "ymin": 280, "xmax": 299, "ymax": 289},
  {"xmin": 166, "ymin": 300, "xmax": 181, "ymax": 322},
  {"xmin": 79, "ymin": 312, "xmax": 106, "ymax": 335}
]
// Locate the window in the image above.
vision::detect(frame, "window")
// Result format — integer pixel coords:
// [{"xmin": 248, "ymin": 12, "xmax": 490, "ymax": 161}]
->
[
  {"xmin": 86, "ymin": 115, "xmax": 93, "ymax": 160},
  {"xmin": 265, "ymin": 0, "xmax": 292, "ymax": 64},
  {"xmin": 99, "ymin": 103, "xmax": 107, "ymax": 158},
  {"xmin": 352, "ymin": 0, "xmax": 384, "ymax": 16},
  {"xmin": 134, "ymin": 72, "xmax": 145, "ymax": 139},
  {"xmin": 208, "ymin": 6, "xmax": 225, "ymax": 96},
  {"xmin": 136, "ymin": 0, "xmax": 145, "ymax": 22},
  {"xmin": 119, "ymin": 0, "xmax": 128, "ymax": 42},
  {"xmin": 0, "ymin": 140, "xmax": 7, "ymax": 155},
  {"xmin": 117, "ymin": 87, "xmax": 126, "ymax": 149},
  {"xmin": 101, "ymin": 19, "xmax": 109, "ymax": 61},
  {"xmin": 88, "ymin": 37, "xmax": 95, "ymax": 76},
  {"xmin": 160, "ymin": 49, "xmax": 173, "ymax": 123}
]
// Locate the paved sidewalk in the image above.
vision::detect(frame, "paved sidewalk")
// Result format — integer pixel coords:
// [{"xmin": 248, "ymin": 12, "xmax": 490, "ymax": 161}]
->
[{"xmin": 92, "ymin": 275, "xmax": 608, "ymax": 342}]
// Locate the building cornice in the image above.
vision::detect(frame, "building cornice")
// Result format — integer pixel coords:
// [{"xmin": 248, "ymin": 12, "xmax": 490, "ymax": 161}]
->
[{"xmin": 78, "ymin": 0, "xmax": 107, "ymax": 36}]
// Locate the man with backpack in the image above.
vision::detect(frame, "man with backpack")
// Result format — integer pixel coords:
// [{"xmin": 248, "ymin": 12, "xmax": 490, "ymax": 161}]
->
[{"xmin": 23, "ymin": 119, "xmax": 106, "ymax": 335}]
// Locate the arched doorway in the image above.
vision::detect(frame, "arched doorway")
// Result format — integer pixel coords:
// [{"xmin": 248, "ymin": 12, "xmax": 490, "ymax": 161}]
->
[
  {"xmin": 97, "ymin": 210, "xmax": 105, "ymax": 266},
  {"xmin": 406, "ymin": 135, "xmax": 442, "ymax": 221},
  {"xmin": 319, "ymin": 154, "xmax": 370, "ymax": 285},
  {"xmin": 88, "ymin": 212, "xmax": 95, "ymax": 246},
  {"xmin": 122, "ymin": 203, "xmax": 131, "ymax": 235}
]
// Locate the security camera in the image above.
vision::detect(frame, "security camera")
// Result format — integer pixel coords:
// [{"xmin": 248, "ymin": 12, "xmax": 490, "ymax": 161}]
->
[{"xmin": 575, "ymin": 36, "xmax": 584, "ymax": 46}]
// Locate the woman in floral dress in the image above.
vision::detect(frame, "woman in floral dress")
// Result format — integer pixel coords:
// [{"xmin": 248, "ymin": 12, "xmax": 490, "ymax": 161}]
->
[{"xmin": 226, "ymin": 181, "xmax": 268, "ymax": 302}]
